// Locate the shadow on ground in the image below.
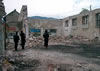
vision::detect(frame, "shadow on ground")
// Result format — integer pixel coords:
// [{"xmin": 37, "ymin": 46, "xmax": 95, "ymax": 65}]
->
[{"xmin": 32, "ymin": 44, "xmax": 100, "ymax": 65}]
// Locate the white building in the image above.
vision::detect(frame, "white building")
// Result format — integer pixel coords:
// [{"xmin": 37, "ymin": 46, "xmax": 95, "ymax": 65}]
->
[{"xmin": 63, "ymin": 8, "xmax": 100, "ymax": 40}]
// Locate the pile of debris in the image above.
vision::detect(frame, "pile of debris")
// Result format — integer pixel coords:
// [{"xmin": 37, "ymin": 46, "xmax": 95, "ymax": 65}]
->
[
  {"xmin": 62, "ymin": 35, "xmax": 92, "ymax": 45},
  {"xmin": 49, "ymin": 36, "xmax": 64, "ymax": 43},
  {"xmin": 26, "ymin": 36, "xmax": 65, "ymax": 48},
  {"xmin": 56, "ymin": 63, "xmax": 94, "ymax": 71},
  {"xmin": 26, "ymin": 35, "xmax": 91, "ymax": 47},
  {"xmin": 6, "ymin": 35, "xmax": 95, "ymax": 49},
  {"xmin": 26, "ymin": 36, "xmax": 43, "ymax": 48},
  {"xmin": 49, "ymin": 35, "xmax": 91, "ymax": 45},
  {"xmin": 2, "ymin": 55, "xmax": 40, "ymax": 71},
  {"xmin": 6, "ymin": 43, "xmax": 14, "ymax": 50},
  {"xmin": 37, "ymin": 63, "xmax": 97, "ymax": 71}
]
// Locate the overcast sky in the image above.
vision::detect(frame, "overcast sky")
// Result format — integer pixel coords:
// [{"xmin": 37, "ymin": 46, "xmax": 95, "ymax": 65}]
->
[{"xmin": 3, "ymin": 0, "xmax": 100, "ymax": 19}]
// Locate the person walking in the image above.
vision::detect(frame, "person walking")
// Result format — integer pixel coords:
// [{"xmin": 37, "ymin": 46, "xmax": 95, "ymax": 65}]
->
[
  {"xmin": 13, "ymin": 32, "xmax": 19, "ymax": 51},
  {"xmin": 20, "ymin": 31, "xmax": 26, "ymax": 50},
  {"xmin": 43, "ymin": 30, "xmax": 49, "ymax": 49}
]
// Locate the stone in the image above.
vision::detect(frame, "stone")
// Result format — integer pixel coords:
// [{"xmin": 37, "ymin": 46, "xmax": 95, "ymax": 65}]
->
[{"xmin": 7, "ymin": 65, "xmax": 14, "ymax": 71}]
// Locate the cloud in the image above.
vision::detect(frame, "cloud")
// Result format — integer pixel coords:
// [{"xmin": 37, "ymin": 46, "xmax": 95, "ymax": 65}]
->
[
  {"xmin": 61, "ymin": 0, "xmax": 100, "ymax": 18},
  {"xmin": 3, "ymin": 0, "xmax": 100, "ymax": 18},
  {"xmin": 74, "ymin": 0, "xmax": 100, "ymax": 10},
  {"xmin": 27, "ymin": 0, "xmax": 76, "ymax": 16}
]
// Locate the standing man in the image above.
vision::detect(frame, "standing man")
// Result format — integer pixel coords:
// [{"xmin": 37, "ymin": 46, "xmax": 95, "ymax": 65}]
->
[
  {"xmin": 14, "ymin": 32, "xmax": 19, "ymax": 51},
  {"xmin": 43, "ymin": 30, "xmax": 49, "ymax": 49},
  {"xmin": 20, "ymin": 31, "xmax": 26, "ymax": 50}
]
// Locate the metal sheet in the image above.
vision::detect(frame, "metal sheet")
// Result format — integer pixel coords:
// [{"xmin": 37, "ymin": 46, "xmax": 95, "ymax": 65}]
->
[{"xmin": 30, "ymin": 29, "xmax": 41, "ymax": 32}]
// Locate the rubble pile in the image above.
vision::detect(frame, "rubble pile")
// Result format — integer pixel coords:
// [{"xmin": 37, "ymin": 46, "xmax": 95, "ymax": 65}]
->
[
  {"xmin": 7, "ymin": 43, "xmax": 14, "ymax": 50},
  {"xmin": 49, "ymin": 36, "xmax": 64, "ymax": 43},
  {"xmin": 2, "ymin": 56, "xmax": 40, "ymax": 71},
  {"xmin": 47, "ymin": 63, "xmax": 99, "ymax": 71},
  {"xmin": 26, "ymin": 35, "xmax": 92, "ymax": 47},
  {"xmin": 57, "ymin": 64, "xmax": 73, "ymax": 71},
  {"xmin": 27, "ymin": 36, "xmax": 65, "ymax": 48},
  {"xmin": 56, "ymin": 63, "xmax": 93, "ymax": 71},
  {"xmin": 49, "ymin": 35, "xmax": 92, "ymax": 45},
  {"xmin": 62, "ymin": 35, "xmax": 92, "ymax": 45},
  {"xmin": 26, "ymin": 36, "xmax": 43, "ymax": 48},
  {"xmin": 6, "ymin": 35, "xmax": 98, "ymax": 49},
  {"xmin": 72, "ymin": 36, "xmax": 90, "ymax": 43}
]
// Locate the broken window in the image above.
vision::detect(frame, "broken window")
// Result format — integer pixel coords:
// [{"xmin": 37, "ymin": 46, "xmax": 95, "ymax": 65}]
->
[
  {"xmin": 8, "ymin": 32, "xmax": 16, "ymax": 39},
  {"xmin": 96, "ymin": 13, "xmax": 100, "ymax": 28},
  {"xmin": 65, "ymin": 20, "xmax": 69, "ymax": 27},
  {"xmin": 48, "ymin": 29, "xmax": 57, "ymax": 36},
  {"xmin": 82, "ymin": 15, "xmax": 89, "ymax": 25},
  {"xmin": 72, "ymin": 18, "xmax": 77, "ymax": 26},
  {"xmin": 30, "ymin": 28, "xmax": 41, "ymax": 37}
]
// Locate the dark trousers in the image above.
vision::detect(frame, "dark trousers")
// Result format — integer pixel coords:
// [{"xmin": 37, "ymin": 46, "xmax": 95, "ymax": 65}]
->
[
  {"xmin": 21, "ymin": 42, "xmax": 25, "ymax": 49},
  {"xmin": 15, "ymin": 42, "xmax": 18, "ymax": 51},
  {"xmin": 44, "ymin": 39, "xmax": 48, "ymax": 48},
  {"xmin": 22, "ymin": 44, "xmax": 25, "ymax": 49}
]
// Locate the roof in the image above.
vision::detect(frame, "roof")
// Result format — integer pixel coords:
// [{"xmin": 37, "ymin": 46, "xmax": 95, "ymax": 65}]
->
[
  {"xmin": 6, "ymin": 9, "xmax": 19, "ymax": 17},
  {"xmin": 92, "ymin": 8, "xmax": 100, "ymax": 12},
  {"xmin": 80, "ymin": 8, "xmax": 89, "ymax": 14}
]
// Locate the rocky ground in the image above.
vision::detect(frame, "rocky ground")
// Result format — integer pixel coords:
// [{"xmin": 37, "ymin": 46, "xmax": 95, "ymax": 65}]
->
[{"xmin": 1, "ymin": 40, "xmax": 100, "ymax": 71}]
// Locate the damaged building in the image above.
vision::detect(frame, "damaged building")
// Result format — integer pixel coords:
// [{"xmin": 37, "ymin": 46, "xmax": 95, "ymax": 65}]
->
[
  {"xmin": 5, "ymin": 9, "xmax": 19, "ymax": 39},
  {"xmin": 18, "ymin": 5, "xmax": 29, "ymax": 39},
  {"xmin": 63, "ymin": 8, "xmax": 100, "ymax": 40},
  {"xmin": 5, "ymin": 5, "xmax": 28, "ymax": 41},
  {"xmin": 28, "ymin": 18, "xmax": 63, "ymax": 37},
  {"xmin": 5, "ymin": 5, "xmax": 100, "ymax": 41}
]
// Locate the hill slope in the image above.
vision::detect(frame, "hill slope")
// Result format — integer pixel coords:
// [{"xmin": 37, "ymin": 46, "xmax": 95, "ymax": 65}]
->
[{"xmin": 28, "ymin": 16, "xmax": 57, "ymax": 20}]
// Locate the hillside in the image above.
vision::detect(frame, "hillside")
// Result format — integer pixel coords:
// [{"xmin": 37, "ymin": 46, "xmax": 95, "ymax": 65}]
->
[{"xmin": 28, "ymin": 16, "xmax": 57, "ymax": 20}]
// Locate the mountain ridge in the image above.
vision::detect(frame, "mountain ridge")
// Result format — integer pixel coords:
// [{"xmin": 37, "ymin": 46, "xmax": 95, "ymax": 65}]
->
[{"xmin": 28, "ymin": 16, "xmax": 57, "ymax": 20}]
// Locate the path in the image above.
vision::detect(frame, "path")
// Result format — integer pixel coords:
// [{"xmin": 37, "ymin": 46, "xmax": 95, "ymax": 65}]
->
[{"xmin": 6, "ymin": 45, "xmax": 100, "ymax": 71}]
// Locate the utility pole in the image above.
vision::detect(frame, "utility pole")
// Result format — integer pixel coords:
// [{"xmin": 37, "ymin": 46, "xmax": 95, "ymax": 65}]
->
[
  {"xmin": 0, "ymin": 0, "xmax": 6, "ymax": 57},
  {"xmin": 90, "ymin": 5, "xmax": 92, "ymax": 11},
  {"xmin": 3, "ymin": 16, "xmax": 6, "ymax": 50}
]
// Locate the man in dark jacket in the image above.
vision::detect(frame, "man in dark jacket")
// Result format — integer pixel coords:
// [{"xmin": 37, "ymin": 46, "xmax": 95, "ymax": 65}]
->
[
  {"xmin": 20, "ymin": 31, "xmax": 26, "ymax": 50},
  {"xmin": 14, "ymin": 32, "xmax": 19, "ymax": 51},
  {"xmin": 43, "ymin": 30, "xmax": 49, "ymax": 49}
]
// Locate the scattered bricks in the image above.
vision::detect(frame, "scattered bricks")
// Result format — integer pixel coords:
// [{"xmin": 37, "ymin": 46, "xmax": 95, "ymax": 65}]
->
[
  {"xmin": 2, "ymin": 59, "xmax": 14, "ymax": 71},
  {"xmin": 48, "ymin": 64, "xmax": 57, "ymax": 71},
  {"xmin": 6, "ymin": 65, "xmax": 14, "ymax": 71},
  {"xmin": 26, "ymin": 35, "xmax": 92, "ymax": 47},
  {"xmin": 76, "ymin": 63, "xmax": 82, "ymax": 68},
  {"xmin": 27, "ymin": 37, "xmax": 43, "ymax": 48},
  {"xmin": 57, "ymin": 64, "xmax": 73, "ymax": 71},
  {"xmin": 2, "ymin": 57, "xmax": 40, "ymax": 71}
]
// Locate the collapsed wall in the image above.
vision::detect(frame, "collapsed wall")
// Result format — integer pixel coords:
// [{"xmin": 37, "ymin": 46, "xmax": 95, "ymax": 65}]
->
[
  {"xmin": 28, "ymin": 18, "xmax": 63, "ymax": 37},
  {"xmin": 18, "ymin": 5, "xmax": 29, "ymax": 39}
]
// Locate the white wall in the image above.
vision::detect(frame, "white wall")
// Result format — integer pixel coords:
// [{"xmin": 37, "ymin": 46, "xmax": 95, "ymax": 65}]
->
[{"xmin": 63, "ymin": 18, "xmax": 72, "ymax": 36}]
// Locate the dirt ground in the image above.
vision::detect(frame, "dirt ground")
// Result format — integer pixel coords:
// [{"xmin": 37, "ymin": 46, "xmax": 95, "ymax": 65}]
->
[{"xmin": 3, "ymin": 42, "xmax": 100, "ymax": 71}]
